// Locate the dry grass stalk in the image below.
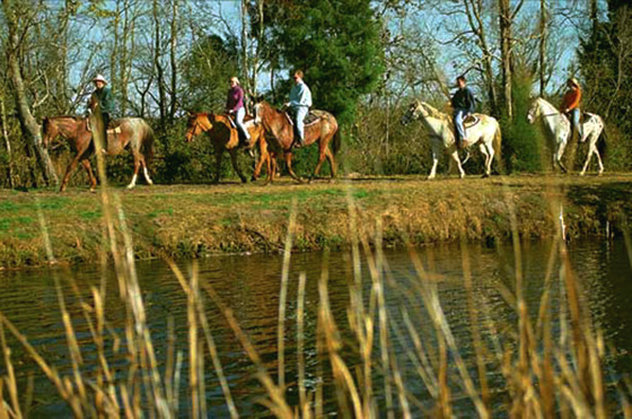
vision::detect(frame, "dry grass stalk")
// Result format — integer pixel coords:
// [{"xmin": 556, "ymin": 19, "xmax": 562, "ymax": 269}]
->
[
  {"xmin": 278, "ymin": 198, "xmax": 297, "ymax": 394},
  {"xmin": 296, "ymin": 272, "xmax": 308, "ymax": 417}
]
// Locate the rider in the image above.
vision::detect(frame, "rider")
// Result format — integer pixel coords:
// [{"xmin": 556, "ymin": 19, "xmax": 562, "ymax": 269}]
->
[
  {"xmin": 225, "ymin": 76, "xmax": 250, "ymax": 146},
  {"xmin": 88, "ymin": 74, "xmax": 114, "ymax": 153},
  {"xmin": 285, "ymin": 69, "xmax": 312, "ymax": 148},
  {"xmin": 451, "ymin": 75, "xmax": 476, "ymax": 150},
  {"xmin": 561, "ymin": 77, "xmax": 583, "ymax": 141}
]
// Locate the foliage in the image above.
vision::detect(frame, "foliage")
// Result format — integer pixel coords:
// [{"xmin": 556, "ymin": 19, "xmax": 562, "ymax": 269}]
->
[
  {"xmin": 500, "ymin": 68, "xmax": 544, "ymax": 173},
  {"xmin": 180, "ymin": 35, "xmax": 240, "ymax": 112},
  {"xmin": 579, "ymin": 1, "xmax": 632, "ymax": 171},
  {"xmin": 261, "ymin": 0, "xmax": 385, "ymax": 126}
]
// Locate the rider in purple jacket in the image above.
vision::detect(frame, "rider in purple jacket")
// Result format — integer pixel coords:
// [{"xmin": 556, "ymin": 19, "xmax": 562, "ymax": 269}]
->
[{"xmin": 225, "ymin": 76, "xmax": 250, "ymax": 145}]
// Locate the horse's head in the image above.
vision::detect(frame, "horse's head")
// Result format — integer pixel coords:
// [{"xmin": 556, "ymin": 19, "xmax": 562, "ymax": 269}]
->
[
  {"xmin": 527, "ymin": 98, "xmax": 542, "ymax": 124},
  {"xmin": 401, "ymin": 101, "xmax": 425, "ymax": 125},
  {"xmin": 184, "ymin": 112, "xmax": 213, "ymax": 142},
  {"xmin": 253, "ymin": 101, "xmax": 267, "ymax": 126},
  {"xmin": 41, "ymin": 117, "xmax": 53, "ymax": 148}
]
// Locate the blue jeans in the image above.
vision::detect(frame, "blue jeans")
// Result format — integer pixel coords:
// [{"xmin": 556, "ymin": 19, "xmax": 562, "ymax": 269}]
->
[
  {"xmin": 292, "ymin": 106, "xmax": 308, "ymax": 143},
  {"xmin": 569, "ymin": 108, "xmax": 583, "ymax": 139},
  {"xmin": 453, "ymin": 109, "xmax": 468, "ymax": 144},
  {"xmin": 235, "ymin": 107, "xmax": 250, "ymax": 140}
]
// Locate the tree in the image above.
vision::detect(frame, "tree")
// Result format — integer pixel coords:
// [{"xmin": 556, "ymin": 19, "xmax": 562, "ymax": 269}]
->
[
  {"xmin": 262, "ymin": 0, "xmax": 385, "ymax": 125},
  {"xmin": 579, "ymin": 1, "xmax": 632, "ymax": 170},
  {"xmin": 2, "ymin": 0, "xmax": 58, "ymax": 186},
  {"xmin": 498, "ymin": 0, "xmax": 526, "ymax": 120},
  {"xmin": 180, "ymin": 35, "xmax": 239, "ymax": 111}
]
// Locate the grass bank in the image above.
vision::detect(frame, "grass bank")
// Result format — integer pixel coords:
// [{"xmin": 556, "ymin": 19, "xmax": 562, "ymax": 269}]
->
[{"xmin": 1, "ymin": 174, "xmax": 631, "ymax": 268}]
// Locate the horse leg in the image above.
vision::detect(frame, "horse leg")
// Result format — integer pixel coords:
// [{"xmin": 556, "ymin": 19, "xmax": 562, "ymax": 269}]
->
[
  {"xmin": 595, "ymin": 146, "xmax": 604, "ymax": 175},
  {"xmin": 479, "ymin": 144, "xmax": 490, "ymax": 178},
  {"xmin": 213, "ymin": 146, "xmax": 223, "ymax": 184},
  {"xmin": 428, "ymin": 147, "xmax": 439, "ymax": 180},
  {"xmin": 127, "ymin": 153, "xmax": 141, "ymax": 189},
  {"xmin": 580, "ymin": 142, "xmax": 595, "ymax": 176},
  {"xmin": 309, "ymin": 146, "xmax": 328, "ymax": 183},
  {"xmin": 285, "ymin": 152, "xmax": 302, "ymax": 183},
  {"xmin": 450, "ymin": 151, "xmax": 465, "ymax": 179},
  {"xmin": 229, "ymin": 149, "xmax": 248, "ymax": 183},
  {"xmin": 325, "ymin": 147, "xmax": 336, "ymax": 179},
  {"xmin": 80, "ymin": 159, "xmax": 97, "ymax": 192},
  {"xmin": 60, "ymin": 146, "xmax": 91, "ymax": 192},
  {"xmin": 556, "ymin": 140, "xmax": 568, "ymax": 174},
  {"xmin": 253, "ymin": 147, "xmax": 267, "ymax": 181},
  {"xmin": 139, "ymin": 156, "xmax": 154, "ymax": 185}
]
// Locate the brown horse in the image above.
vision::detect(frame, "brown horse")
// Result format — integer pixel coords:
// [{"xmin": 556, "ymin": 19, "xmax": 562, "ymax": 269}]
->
[
  {"xmin": 253, "ymin": 101, "xmax": 340, "ymax": 182},
  {"xmin": 184, "ymin": 112, "xmax": 273, "ymax": 183},
  {"xmin": 42, "ymin": 116, "xmax": 155, "ymax": 192}
]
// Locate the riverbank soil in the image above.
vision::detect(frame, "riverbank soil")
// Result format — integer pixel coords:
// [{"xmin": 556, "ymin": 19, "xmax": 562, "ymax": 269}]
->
[{"xmin": 1, "ymin": 174, "xmax": 631, "ymax": 268}]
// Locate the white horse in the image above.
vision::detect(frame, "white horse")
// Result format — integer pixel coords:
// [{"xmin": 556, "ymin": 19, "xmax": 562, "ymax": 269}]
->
[
  {"xmin": 527, "ymin": 97, "xmax": 605, "ymax": 175},
  {"xmin": 401, "ymin": 100, "xmax": 502, "ymax": 179}
]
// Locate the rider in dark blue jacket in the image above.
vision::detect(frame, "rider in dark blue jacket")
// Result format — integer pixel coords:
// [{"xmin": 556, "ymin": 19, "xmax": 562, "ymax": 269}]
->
[{"xmin": 451, "ymin": 75, "xmax": 476, "ymax": 150}]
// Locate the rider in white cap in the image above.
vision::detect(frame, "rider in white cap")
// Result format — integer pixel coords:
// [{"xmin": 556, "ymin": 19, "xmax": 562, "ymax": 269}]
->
[{"xmin": 88, "ymin": 74, "xmax": 114, "ymax": 152}]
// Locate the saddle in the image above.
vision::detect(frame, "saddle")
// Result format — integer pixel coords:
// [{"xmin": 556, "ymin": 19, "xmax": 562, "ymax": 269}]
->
[
  {"xmin": 284, "ymin": 110, "xmax": 321, "ymax": 127},
  {"xmin": 463, "ymin": 114, "xmax": 480, "ymax": 128},
  {"xmin": 225, "ymin": 113, "xmax": 252, "ymax": 145}
]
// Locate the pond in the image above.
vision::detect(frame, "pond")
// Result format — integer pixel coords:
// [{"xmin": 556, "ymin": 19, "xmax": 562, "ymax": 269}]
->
[{"xmin": 0, "ymin": 237, "xmax": 631, "ymax": 416}]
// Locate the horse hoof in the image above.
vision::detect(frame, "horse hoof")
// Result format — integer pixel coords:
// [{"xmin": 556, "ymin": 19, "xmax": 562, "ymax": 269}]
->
[
  {"xmin": 126, "ymin": 184, "xmax": 135, "ymax": 190},
  {"xmin": 481, "ymin": 173, "xmax": 489, "ymax": 179},
  {"xmin": 250, "ymin": 176, "xmax": 257, "ymax": 182},
  {"xmin": 579, "ymin": 172, "xmax": 585, "ymax": 177}
]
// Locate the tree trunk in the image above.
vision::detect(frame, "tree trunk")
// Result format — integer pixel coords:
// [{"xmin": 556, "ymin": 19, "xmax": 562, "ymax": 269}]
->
[
  {"xmin": 498, "ymin": 0, "xmax": 513, "ymax": 119},
  {"xmin": 465, "ymin": 0, "xmax": 498, "ymax": 115},
  {"xmin": 0, "ymin": 91, "xmax": 15, "ymax": 188},
  {"xmin": 2, "ymin": 0, "xmax": 58, "ymax": 186},
  {"xmin": 153, "ymin": 0, "xmax": 167, "ymax": 126},
  {"xmin": 169, "ymin": 0, "xmax": 178, "ymax": 121},
  {"xmin": 539, "ymin": 0, "xmax": 548, "ymax": 96},
  {"xmin": 241, "ymin": 0, "xmax": 252, "ymax": 94}
]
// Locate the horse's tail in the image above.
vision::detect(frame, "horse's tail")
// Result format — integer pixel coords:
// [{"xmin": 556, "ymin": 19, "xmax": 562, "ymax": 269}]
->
[
  {"xmin": 597, "ymin": 123, "xmax": 608, "ymax": 160},
  {"xmin": 493, "ymin": 123, "xmax": 504, "ymax": 173},
  {"xmin": 332, "ymin": 127, "xmax": 341, "ymax": 155},
  {"xmin": 141, "ymin": 122, "xmax": 155, "ymax": 169}
]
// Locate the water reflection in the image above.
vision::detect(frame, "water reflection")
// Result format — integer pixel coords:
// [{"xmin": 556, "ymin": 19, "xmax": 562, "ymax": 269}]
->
[{"xmin": 0, "ymin": 238, "xmax": 630, "ymax": 416}]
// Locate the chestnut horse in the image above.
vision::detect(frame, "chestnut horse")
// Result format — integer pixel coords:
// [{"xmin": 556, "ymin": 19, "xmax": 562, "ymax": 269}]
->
[
  {"xmin": 42, "ymin": 116, "xmax": 155, "ymax": 192},
  {"xmin": 184, "ymin": 112, "xmax": 273, "ymax": 183},
  {"xmin": 253, "ymin": 101, "xmax": 339, "ymax": 182}
]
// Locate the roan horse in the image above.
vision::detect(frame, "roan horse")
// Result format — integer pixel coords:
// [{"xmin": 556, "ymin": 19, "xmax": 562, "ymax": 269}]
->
[
  {"xmin": 527, "ymin": 97, "xmax": 605, "ymax": 175},
  {"xmin": 184, "ymin": 112, "xmax": 271, "ymax": 183},
  {"xmin": 253, "ymin": 101, "xmax": 340, "ymax": 183},
  {"xmin": 42, "ymin": 116, "xmax": 155, "ymax": 191},
  {"xmin": 401, "ymin": 100, "xmax": 502, "ymax": 179}
]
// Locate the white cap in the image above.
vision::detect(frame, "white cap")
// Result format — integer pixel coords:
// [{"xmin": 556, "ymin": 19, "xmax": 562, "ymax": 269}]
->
[{"xmin": 93, "ymin": 74, "xmax": 108, "ymax": 84}]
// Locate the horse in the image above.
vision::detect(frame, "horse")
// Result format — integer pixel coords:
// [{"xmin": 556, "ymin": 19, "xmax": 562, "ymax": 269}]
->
[
  {"xmin": 527, "ymin": 97, "xmax": 605, "ymax": 175},
  {"xmin": 42, "ymin": 115, "xmax": 155, "ymax": 192},
  {"xmin": 253, "ymin": 100, "xmax": 340, "ymax": 183},
  {"xmin": 184, "ymin": 112, "xmax": 271, "ymax": 183},
  {"xmin": 401, "ymin": 100, "xmax": 502, "ymax": 179}
]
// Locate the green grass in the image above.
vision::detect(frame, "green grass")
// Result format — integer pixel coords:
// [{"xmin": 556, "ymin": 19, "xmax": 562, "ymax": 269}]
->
[{"xmin": 0, "ymin": 174, "xmax": 631, "ymax": 268}]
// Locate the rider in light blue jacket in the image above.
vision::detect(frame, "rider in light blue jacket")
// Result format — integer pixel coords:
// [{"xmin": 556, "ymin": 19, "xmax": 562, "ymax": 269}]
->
[{"xmin": 286, "ymin": 70, "xmax": 312, "ymax": 147}]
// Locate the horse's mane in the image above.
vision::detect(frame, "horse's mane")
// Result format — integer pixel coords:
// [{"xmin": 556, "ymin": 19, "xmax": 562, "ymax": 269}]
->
[
  {"xmin": 422, "ymin": 102, "xmax": 452, "ymax": 123},
  {"xmin": 46, "ymin": 115, "xmax": 82, "ymax": 121}
]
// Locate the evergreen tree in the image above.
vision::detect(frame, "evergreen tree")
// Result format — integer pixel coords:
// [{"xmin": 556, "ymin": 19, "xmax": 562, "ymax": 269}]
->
[
  {"xmin": 579, "ymin": 1, "xmax": 632, "ymax": 169},
  {"xmin": 262, "ymin": 0, "xmax": 385, "ymax": 126},
  {"xmin": 181, "ymin": 35, "xmax": 240, "ymax": 111}
]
